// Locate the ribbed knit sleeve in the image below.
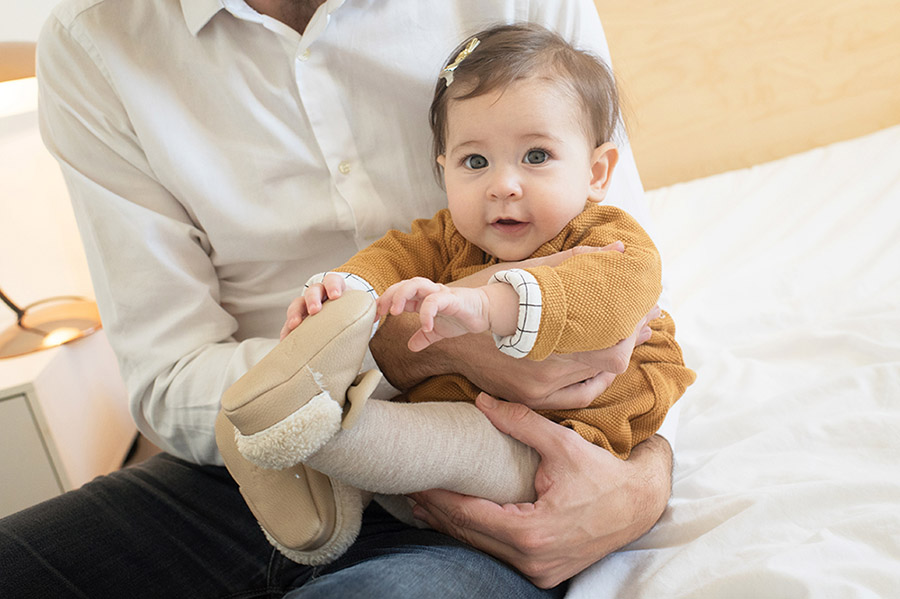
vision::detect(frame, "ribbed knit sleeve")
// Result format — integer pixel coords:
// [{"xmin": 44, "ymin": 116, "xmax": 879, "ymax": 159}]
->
[
  {"xmin": 525, "ymin": 205, "xmax": 662, "ymax": 361},
  {"xmin": 336, "ymin": 209, "xmax": 461, "ymax": 295}
]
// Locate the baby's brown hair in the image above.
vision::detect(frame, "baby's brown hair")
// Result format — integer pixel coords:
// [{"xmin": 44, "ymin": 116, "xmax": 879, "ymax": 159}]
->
[{"xmin": 429, "ymin": 22, "xmax": 621, "ymax": 178}]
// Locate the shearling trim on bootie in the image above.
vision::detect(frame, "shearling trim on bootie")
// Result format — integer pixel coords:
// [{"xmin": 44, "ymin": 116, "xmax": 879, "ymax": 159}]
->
[
  {"xmin": 235, "ymin": 389, "xmax": 343, "ymax": 470},
  {"xmin": 262, "ymin": 480, "xmax": 370, "ymax": 565}
]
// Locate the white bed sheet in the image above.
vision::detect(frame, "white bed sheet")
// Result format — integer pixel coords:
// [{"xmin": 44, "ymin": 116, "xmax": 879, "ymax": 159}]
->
[{"xmin": 568, "ymin": 125, "xmax": 900, "ymax": 598}]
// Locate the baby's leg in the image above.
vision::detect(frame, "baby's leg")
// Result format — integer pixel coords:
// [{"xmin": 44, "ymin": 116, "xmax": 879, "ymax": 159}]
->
[{"xmin": 306, "ymin": 398, "xmax": 540, "ymax": 504}]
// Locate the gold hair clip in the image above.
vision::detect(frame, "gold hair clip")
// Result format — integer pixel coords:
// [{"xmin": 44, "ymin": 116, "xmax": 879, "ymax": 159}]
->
[{"xmin": 439, "ymin": 37, "xmax": 480, "ymax": 87}]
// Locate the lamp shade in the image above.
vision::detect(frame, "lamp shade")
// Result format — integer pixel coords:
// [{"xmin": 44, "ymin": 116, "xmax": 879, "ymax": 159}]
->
[
  {"xmin": 1, "ymin": 44, "xmax": 102, "ymax": 359},
  {"xmin": 0, "ymin": 292, "xmax": 102, "ymax": 359}
]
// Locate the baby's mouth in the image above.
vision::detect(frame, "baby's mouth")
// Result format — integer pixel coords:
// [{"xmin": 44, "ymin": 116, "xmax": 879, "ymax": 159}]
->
[{"xmin": 491, "ymin": 218, "xmax": 529, "ymax": 233}]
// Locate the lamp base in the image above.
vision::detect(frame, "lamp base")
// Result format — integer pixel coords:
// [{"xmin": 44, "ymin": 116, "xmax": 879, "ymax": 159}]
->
[{"xmin": 0, "ymin": 297, "xmax": 102, "ymax": 359}]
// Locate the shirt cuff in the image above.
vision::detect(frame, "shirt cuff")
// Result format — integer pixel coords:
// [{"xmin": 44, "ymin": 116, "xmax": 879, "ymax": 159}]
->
[{"xmin": 488, "ymin": 268, "xmax": 542, "ymax": 358}]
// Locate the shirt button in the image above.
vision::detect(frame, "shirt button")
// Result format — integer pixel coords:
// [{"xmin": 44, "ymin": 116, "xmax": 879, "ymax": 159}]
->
[
  {"xmin": 298, "ymin": 48, "xmax": 311, "ymax": 62},
  {"xmin": 338, "ymin": 161, "xmax": 352, "ymax": 175}
]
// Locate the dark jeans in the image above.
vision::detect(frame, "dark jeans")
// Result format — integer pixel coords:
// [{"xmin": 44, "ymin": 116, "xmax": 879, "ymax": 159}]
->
[{"xmin": 0, "ymin": 453, "xmax": 566, "ymax": 598}]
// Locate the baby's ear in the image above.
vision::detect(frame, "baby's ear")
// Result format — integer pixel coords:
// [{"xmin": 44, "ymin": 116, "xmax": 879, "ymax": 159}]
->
[
  {"xmin": 436, "ymin": 155, "xmax": 447, "ymax": 186},
  {"xmin": 587, "ymin": 143, "xmax": 619, "ymax": 203}
]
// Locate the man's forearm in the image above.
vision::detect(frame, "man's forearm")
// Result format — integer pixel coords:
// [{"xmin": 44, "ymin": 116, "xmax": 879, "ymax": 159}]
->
[
  {"xmin": 367, "ymin": 248, "xmax": 625, "ymax": 395},
  {"xmin": 369, "ymin": 308, "xmax": 627, "ymax": 407},
  {"xmin": 369, "ymin": 311, "xmax": 459, "ymax": 390},
  {"xmin": 618, "ymin": 434, "xmax": 673, "ymax": 540}
]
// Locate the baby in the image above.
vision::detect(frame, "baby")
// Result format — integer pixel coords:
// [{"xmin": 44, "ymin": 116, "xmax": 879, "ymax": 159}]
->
[{"xmin": 217, "ymin": 23, "xmax": 695, "ymax": 566}]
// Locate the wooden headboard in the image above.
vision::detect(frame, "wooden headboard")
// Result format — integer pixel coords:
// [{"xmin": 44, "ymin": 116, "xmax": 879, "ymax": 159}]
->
[
  {"xmin": 7, "ymin": 1, "xmax": 900, "ymax": 189},
  {"xmin": 596, "ymin": 0, "xmax": 900, "ymax": 188}
]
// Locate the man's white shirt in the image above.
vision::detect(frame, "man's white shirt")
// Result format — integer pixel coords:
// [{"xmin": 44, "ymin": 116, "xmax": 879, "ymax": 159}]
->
[{"xmin": 38, "ymin": 0, "xmax": 672, "ymax": 464}]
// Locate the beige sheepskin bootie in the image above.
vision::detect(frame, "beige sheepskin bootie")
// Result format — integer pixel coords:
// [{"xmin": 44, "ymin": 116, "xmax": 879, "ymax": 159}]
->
[
  {"xmin": 216, "ymin": 290, "xmax": 382, "ymax": 564},
  {"xmin": 221, "ymin": 290, "xmax": 381, "ymax": 470},
  {"xmin": 215, "ymin": 411, "xmax": 371, "ymax": 565}
]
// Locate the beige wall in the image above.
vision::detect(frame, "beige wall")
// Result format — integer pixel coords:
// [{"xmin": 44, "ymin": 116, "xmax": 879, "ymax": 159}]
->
[
  {"xmin": 596, "ymin": 0, "xmax": 900, "ymax": 188},
  {"xmin": 0, "ymin": 0, "xmax": 59, "ymax": 42}
]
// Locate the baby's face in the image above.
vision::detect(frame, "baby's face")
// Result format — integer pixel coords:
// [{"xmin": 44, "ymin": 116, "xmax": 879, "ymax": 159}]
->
[{"xmin": 438, "ymin": 76, "xmax": 604, "ymax": 261}]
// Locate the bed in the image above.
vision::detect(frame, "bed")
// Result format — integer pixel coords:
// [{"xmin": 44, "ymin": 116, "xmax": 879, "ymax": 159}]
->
[
  {"xmin": 559, "ymin": 3, "xmax": 900, "ymax": 596},
  {"xmin": 567, "ymin": 122, "xmax": 900, "ymax": 598},
  {"xmin": 4, "ymin": 1, "xmax": 900, "ymax": 594}
]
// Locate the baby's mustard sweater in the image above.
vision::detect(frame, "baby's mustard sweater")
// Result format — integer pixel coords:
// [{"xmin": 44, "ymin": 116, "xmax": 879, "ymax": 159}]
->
[{"xmin": 339, "ymin": 205, "xmax": 695, "ymax": 459}]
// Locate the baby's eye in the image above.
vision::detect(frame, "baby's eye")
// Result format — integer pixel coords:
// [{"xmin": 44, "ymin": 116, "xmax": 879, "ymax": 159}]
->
[
  {"xmin": 464, "ymin": 154, "xmax": 489, "ymax": 169},
  {"xmin": 524, "ymin": 149, "xmax": 549, "ymax": 164}
]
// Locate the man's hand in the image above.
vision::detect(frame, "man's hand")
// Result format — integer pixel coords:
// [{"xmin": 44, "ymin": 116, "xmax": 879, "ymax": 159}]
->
[
  {"xmin": 408, "ymin": 394, "xmax": 673, "ymax": 588},
  {"xmin": 466, "ymin": 304, "xmax": 659, "ymax": 410}
]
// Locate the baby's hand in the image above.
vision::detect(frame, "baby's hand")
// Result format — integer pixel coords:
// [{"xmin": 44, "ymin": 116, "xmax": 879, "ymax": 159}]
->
[
  {"xmin": 279, "ymin": 273, "xmax": 346, "ymax": 340},
  {"xmin": 377, "ymin": 277, "xmax": 495, "ymax": 352}
]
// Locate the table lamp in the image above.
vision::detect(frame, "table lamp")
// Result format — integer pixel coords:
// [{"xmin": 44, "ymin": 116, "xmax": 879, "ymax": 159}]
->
[
  {"xmin": 0, "ymin": 287, "xmax": 102, "ymax": 359},
  {"xmin": 0, "ymin": 43, "xmax": 103, "ymax": 359}
]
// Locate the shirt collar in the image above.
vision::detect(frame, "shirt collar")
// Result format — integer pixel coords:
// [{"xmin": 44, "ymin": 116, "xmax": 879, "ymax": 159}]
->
[
  {"xmin": 180, "ymin": 0, "xmax": 347, "ymax": 38},
  {"xmin": 180, "ymin": 0, "xmax": 226, "ymax": 36}
]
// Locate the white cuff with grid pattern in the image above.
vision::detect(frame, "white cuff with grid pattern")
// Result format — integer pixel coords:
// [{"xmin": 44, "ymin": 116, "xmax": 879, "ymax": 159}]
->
[{"xmin": 488, "ymin": 268, "xmax": 542, "ymax": 358}]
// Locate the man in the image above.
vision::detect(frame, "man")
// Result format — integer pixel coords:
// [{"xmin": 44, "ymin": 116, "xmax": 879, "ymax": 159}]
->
[{"xmin": 0, "ymin": 0, "xmax": 675, "ymax": 596}]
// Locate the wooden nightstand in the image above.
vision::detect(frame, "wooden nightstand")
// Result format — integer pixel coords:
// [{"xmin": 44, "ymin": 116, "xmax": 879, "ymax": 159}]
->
[{"xmin": 0, "ymin": 330, "xmax": 135, "ymax": 518}]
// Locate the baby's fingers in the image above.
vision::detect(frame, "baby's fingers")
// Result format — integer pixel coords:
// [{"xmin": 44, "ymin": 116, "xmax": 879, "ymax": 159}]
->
[
  {"xmin": 418, "ymin": 298, "xmax": 439, "ymax": 333},
  {"xmin": 418, "ymin": 292, "xmax": 456, "ymax": 333},
  {"xmin": 321, "ymin": 273, "xmax": 346, "ymax": 300},
  {"xmin": 281, "ymin": 295, "xmax": 312, "ymax": 340},
  {"xmin": 381, "ymin": 278, "xmax": 442, "ymax": 317},
  {"xmin": 376, "ymin": 285, "xmax": 406, "ymax": 320},
  {"xmin": 303, "ymin": 284, "xmax": 329, "ymax": 316}
]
